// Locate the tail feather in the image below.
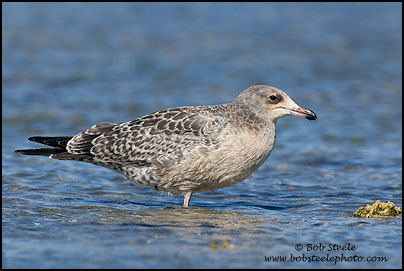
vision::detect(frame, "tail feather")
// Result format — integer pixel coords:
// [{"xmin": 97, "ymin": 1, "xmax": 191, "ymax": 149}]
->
[{"xmin": 15, "ymin": 147, "xmax": 66, "ymax": 156}]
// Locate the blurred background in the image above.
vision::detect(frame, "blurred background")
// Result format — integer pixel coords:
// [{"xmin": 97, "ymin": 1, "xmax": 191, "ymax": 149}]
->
[{"xmin": 2, "ymin": 2, "xmax": 402, "ymax": 269}]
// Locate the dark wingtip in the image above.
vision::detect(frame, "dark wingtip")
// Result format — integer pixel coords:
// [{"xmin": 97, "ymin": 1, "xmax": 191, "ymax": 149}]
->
[
  {"xmin": 14, "ymin": 149, "xmax": 38, "ymax": 155},
  {"xmin": 26, "ymin": 136, "xmax": 73, "ymax": 148},
  {"xmin": 28, "ymin": 136, "xmax": 44, "ymax": 142}
]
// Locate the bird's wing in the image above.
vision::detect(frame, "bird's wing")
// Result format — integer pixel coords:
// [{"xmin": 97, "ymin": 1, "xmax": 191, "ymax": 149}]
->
[{"xmin": 65, "ymin": 106, "xmax": 226, "ymax": 167}]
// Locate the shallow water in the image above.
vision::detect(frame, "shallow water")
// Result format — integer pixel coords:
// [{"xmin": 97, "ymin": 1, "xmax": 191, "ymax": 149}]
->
[{"xmin": 2, "ymin": 2, "xmax": 402, "ymax": 269}]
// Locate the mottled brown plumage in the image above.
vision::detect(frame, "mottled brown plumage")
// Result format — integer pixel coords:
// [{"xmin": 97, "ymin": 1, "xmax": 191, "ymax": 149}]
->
[{"xmin": 15, "ymin": 85, "xmax": 317, "ymax": 207}]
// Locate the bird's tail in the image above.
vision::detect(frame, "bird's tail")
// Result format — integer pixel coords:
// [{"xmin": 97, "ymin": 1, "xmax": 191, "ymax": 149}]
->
[{"xmin": 15, "ymin": 136, "xmax": 73, "ymax": 156}]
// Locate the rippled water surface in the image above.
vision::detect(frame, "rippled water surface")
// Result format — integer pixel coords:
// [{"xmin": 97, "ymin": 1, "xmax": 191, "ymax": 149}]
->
[{"xmin": 2, "ymin": 3, "xmax": 402, "ymax": 269}]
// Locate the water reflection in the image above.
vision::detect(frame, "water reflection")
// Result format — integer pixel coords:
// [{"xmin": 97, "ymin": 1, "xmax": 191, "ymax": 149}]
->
[{"xmin": 92, "ymin": 206, "xmax": 270, "ymax": 228}]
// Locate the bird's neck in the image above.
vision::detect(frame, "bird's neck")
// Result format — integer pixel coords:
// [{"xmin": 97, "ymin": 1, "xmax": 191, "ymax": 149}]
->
[{"xmin": 216, "ymin": 103, "xmax": 275, "ymax": 133}]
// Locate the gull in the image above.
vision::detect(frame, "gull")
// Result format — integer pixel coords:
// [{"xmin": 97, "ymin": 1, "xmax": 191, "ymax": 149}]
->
[{"xmin": 15, "ymin": 85, "xmax": 317, "ymax": 207}]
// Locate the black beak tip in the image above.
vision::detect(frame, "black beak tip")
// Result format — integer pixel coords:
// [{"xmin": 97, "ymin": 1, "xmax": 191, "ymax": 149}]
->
[{"xmin": 305, "ymin": 111, "xmax": 317, "ymax": 120}]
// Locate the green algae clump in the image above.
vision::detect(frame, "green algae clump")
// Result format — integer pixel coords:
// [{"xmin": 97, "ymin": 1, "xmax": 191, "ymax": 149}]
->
[{"xmin": 353, "ymin": 200, "xmax": 402, "ymax": 218}]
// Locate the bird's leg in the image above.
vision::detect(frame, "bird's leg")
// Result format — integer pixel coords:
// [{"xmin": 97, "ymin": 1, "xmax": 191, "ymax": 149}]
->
[{"xmin": 183, "ymin": 192, "xmax": 192, "ymax": 207}]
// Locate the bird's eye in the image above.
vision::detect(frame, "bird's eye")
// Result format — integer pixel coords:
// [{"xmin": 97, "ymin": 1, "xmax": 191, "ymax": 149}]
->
[
  {"xmin": 267, "ymin": 94, "xmax": 282, "ymax": 104},
  {"xmin": 267, "ymin": 94, "xmax": 280, "ymax": 104}
]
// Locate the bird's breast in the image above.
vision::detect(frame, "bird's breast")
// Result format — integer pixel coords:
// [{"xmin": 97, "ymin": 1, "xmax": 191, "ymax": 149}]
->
[{"xmin": 162, "ymin": 125, "xmax": 276, "ymax": 193}]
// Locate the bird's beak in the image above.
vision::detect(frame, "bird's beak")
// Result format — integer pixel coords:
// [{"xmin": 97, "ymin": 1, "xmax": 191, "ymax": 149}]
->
[{"xmin": 282, "ymin": 105, "xmax": 317, "ymax": 120}]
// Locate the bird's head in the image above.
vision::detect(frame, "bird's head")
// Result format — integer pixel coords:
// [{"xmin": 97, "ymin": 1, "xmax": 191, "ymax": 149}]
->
[{"xmin": 235, "ymin": 85, "xmax": 317, "ymax": 123}]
